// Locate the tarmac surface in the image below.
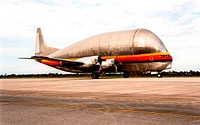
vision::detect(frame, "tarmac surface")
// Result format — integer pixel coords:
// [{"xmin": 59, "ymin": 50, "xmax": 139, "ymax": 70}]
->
[{"xmin": 0, "ymin": 78, "xmax": 200, "ymax": 125}]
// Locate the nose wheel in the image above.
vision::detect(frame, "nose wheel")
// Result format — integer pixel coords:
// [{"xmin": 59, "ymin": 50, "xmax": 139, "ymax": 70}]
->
[{"xmin": 157, "ymin": 72, "xmax": 163, "ymax": 78}]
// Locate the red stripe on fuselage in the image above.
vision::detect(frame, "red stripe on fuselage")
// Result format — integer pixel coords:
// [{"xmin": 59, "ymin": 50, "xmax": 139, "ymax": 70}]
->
[{"xmin": 102, "ymin": 53, "xmax": 173, "ymax": 63}]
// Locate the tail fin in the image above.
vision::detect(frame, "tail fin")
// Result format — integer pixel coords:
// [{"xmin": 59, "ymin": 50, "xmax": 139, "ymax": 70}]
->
[{"xmin": 35, "ymin": 28, "xmax": 59, "ymax": 56}]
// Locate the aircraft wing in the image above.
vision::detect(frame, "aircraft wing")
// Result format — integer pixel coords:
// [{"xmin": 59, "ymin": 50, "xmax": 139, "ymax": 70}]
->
[{"xmin": 29, "ymin": 56, "xmax": 84, "ymax": 66}]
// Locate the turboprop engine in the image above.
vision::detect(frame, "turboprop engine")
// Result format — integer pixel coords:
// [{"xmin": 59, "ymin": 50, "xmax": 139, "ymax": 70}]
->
[
  {"xmin": 76, "ymin": 56, "xmax": 98, "ymax": 68},
  {"xmin": 101, "ymin": 59, "xmax": 115, "ymax": 70}
]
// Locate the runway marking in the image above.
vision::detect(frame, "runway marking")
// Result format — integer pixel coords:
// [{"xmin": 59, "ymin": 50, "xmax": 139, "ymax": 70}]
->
[{"xmin": 1, "ymin": 101, "xmax": 200, "ymax": 119}]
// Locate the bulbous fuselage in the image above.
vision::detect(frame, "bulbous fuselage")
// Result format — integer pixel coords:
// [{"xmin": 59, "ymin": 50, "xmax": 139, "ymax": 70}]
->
[{"xmin": 49, "ymin": 29, "xmax": 168, "ymax": 58}]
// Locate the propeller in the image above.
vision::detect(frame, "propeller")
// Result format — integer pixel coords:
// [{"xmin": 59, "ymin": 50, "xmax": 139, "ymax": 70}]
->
[
  {"xmin": 97, "ymin": 50, "xmax": 119, "ymax": 73},
  {"xmin": 114, "ymin": 52, "xmax": 119, "ymax": 72},
  {"xmin": 114, "ymin": 59, "xmax": 119, "ymax": 73},
  {"xmin": 97, "ymin": 55, "xmax": 103, "ymax": 72},
  {"xmin": 97, "ymin": 48, "xmax": 103, "ymax": 72}
]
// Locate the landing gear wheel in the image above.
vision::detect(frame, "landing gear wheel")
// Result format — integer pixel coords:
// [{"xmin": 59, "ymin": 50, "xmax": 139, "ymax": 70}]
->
[
  {"xmin": 157, "ymin": 72, "xmax": 163, "ymax": 78},
  {"xmin": 123, "ymin": 72, "xmax": 130, "ymax": 78},
  {"xmin": 91, "ymin": 73, "xmax": 100, "ymax": 79}
]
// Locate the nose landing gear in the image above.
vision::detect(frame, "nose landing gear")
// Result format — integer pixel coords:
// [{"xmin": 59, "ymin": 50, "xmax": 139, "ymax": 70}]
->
[{"xmin": 157, "ymin": 72, "xmax": 163, "ymax": 78}]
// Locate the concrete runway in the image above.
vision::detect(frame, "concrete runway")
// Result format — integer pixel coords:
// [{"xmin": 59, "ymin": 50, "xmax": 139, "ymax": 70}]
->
[{"xmin": 0, "ymin": 78, "xmax": 200, "ymax": 125}]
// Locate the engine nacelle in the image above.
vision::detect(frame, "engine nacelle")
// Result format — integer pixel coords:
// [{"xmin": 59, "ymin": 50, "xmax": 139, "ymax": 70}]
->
[
  {"xmin": 76, "ymin": 56, "xmax": 98, "ymax": 64},
  {"xmin": 75, "ymin": 56, "xmax": 98, "ymax": 68},
  {"xmin": 101, "ymin": 59, "xmax": 115, "ymax": 70}
]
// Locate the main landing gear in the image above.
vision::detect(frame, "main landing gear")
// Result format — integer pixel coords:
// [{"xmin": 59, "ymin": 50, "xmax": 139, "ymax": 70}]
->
[
  {"xmin": 123, "ymin": 72, "xmax": 130, "ymax": 78},
  {"xmin": 91, "ymin": 73, "xmax": 100, "ymax": 79}
]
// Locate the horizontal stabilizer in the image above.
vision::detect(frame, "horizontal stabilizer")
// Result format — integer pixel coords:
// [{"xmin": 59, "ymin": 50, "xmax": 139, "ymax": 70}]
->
[{"xmin": 18, "ymin": 57, "xmax": 33, "ymax": 59}]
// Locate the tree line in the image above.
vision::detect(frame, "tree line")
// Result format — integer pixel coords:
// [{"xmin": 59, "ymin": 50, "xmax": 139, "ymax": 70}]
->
[{"xmin": 1, "ymin": 70, "xmax": 200, "ymax": 78}]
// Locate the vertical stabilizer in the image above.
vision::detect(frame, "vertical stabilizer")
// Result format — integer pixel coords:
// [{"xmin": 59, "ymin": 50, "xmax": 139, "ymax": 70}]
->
[{"xmin": 35, "ymin": 28, "xmax": 59, "ymax": 56}]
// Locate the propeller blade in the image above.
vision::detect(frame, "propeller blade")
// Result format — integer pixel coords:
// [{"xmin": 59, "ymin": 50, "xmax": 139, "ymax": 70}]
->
[
  {"xmin": 115, "ymin": 65, "xmax": 118, "ymax": 72},
  {"xmin": 97, "ymin": 56, "xmax": 102, "ymax": 71},
  {"xmin": 114, "ymin": 59, "xmax": 119, "ymax": 73}
]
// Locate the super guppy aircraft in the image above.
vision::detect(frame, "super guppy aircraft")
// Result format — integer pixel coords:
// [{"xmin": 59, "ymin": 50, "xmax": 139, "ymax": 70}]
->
[{"xmin": 25, "ymin": 28, "xmax": 173, "ymax": 79}]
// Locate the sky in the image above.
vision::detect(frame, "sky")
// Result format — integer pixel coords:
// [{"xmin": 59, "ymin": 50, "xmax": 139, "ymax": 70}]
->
[{"xmin": 0, "ymin": 0, "xmax": 200, "ymax": 75}]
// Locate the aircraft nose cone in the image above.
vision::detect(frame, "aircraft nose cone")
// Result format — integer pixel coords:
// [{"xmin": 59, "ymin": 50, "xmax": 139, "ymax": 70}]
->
[{"xmin": 133, "ymin": 29, "xmax": 168, "ymax": 54}]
